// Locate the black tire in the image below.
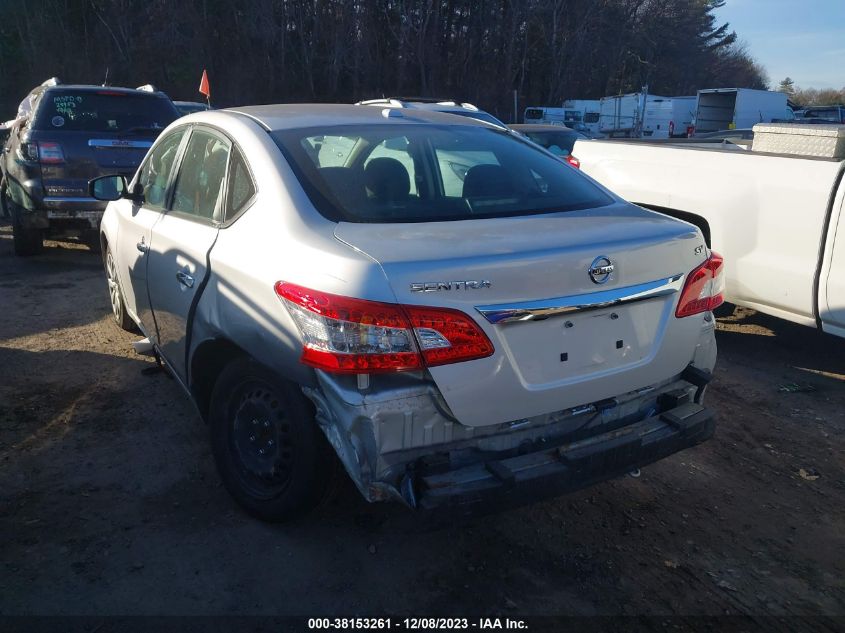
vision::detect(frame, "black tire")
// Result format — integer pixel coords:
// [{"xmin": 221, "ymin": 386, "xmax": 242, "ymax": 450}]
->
[
  {"xmin": 208, "ymin": 357, "xmax": 335, "ymax": 522},
  {"xmin": 83, "ymin": 230, "xmax": 102, "ymax": 253},
  {"xmin": 5, "ymin": 189, "xmax": 43, "ymax": 255},
  {"xmin": 12, "ymin": 220, "xmax": 43, "ymax": 256},
  {"xmin": 104, "ymin": 247, "xmax": 136, "ymax": 331},
  {"xmin": 0, "ymin": 180, "xmax": 9, "ymax": 219}
]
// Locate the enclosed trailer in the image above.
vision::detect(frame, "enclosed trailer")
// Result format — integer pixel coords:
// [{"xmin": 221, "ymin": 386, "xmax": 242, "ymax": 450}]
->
[
  {"xmin": 600, "ymin": 92, "xmax": 692, "ymax": 138},
  {"xmin": 692, "ymin": 88, "xmax": 790, "ymax": 134}
]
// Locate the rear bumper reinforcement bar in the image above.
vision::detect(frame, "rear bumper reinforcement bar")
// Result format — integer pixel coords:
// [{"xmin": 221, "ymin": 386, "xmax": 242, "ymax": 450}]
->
[{"xmin": 412, "ymin": 400, "xmax": 714, "ymax": 512}]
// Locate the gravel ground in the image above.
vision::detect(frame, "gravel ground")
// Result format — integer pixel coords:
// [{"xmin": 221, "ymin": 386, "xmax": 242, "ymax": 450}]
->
[{"xmin": 0, "ymin": 223, "xmax": 843, "ymax": 628}]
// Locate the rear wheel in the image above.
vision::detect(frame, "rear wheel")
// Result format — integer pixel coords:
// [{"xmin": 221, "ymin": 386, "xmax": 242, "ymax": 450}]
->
[
  {"xmin": 208, "ymin": 357, "xmax": 334, "ymax": 522},
  {"xmin": 12, "ymin": 220, "xmax": 43, "ymax": 256},
  {"xmin": 0, "ymin": 180, "xmax": 10, "ymax": 219},
  {"xmin": 82, "ymin": 230, "xmax": 102, "ymax": 253},
  {"xmin": 105, "ymin": 247, "xmax": 136, "ymax": 331},
  {"xmin": 5, "ymin": 190, "xmax": 44, "ymax": 256}
]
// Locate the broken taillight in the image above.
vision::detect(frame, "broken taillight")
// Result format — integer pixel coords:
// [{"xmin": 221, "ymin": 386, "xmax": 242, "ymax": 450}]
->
[
  {"xmin": 37, "ymin": 142, "xmax": 65, "ymax": 164},
  {"xmin": 675, "ymin": 252, "xmax": 725, "ymax": 318},
  {"xmin": 274, "ymin": 282, "xmax": 494, "ymax": 373}
]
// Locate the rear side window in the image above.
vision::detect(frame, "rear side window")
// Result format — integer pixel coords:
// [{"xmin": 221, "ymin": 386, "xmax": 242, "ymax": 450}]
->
[
  {"xmin": 137, "ymin": 129, "xmax": 186, "ymax": 209},
  {"xmin": 226, "ymin": 147, "xmax": 256, "ymax": 218},
  {"xmin": 171, "ymin": 130, "xmax": 231, "ymax": 221},
  {"xmin": 273, "ymin": 124, "xmax": 612, "ymax": 223},
  {"xmin": 32, "ymin": 90, "xmax": 178, "ymax": 133},
  {"xmin": 584, "ymin": 112, "xmax": 600, "ymax": 123}
]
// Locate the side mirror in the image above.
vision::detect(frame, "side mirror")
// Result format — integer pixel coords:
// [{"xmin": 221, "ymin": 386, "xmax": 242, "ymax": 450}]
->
[{"xmin": 89, "ymin": 175, "xmax": 129, "ymax": 202}]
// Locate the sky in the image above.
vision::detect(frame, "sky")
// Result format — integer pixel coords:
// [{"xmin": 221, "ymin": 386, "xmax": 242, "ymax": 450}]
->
[{"xmin": 713, "ymin": 0, "xmax": 845, "ymax": 90}]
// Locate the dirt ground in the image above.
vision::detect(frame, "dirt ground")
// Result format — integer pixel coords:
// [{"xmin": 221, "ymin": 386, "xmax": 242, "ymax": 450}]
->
[{"xmin": 1, "ymin": 221, "xmax": 843, "ymax": 627}]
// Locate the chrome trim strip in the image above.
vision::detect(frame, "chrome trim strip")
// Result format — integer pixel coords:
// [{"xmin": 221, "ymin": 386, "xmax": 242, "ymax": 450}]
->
[
  {"xmin": 43, "ymin": 196, "xmax": 100, "ymax": 203},
  {"xmin": 87, "ymin": 139, "xmax": 153, "ymax": 149},
  {"xmin": 476, "ymin": 274, "xmax": 684, "ymax": 324}
]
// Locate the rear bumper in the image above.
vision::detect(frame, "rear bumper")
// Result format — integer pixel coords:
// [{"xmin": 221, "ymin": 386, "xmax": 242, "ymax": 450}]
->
[
  {"xmin": 15, "ymin": 205, "xmax": 103, "ymax": 231},
  {"xmin": 413, "ymin": 401, "xmax": 714, "ymax": 512}
]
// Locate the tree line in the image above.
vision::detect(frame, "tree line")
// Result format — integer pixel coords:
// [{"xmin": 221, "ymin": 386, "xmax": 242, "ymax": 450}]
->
[
  {"xmin": 0, "ymin": 0, "xmax": 769, "ymax": 122},
  {"xmin": 778, "ymin": 78, "xmax": 845, "ymax": 108}
]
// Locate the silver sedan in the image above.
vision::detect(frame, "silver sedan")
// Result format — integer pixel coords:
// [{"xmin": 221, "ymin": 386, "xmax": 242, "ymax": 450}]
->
[{"xmin": 93, "ymin": 104, "xmax": 720, "ymax": 521}]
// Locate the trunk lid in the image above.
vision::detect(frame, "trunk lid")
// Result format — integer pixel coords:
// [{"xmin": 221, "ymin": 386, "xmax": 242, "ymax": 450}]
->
[{"xmin": 335, "ymin": 202, "xmax": 709, "ymax": 427}]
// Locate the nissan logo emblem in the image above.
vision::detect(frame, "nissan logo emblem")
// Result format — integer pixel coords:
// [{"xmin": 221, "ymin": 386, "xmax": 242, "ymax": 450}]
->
[{"xmin": 588, "ymin": 256, "xmax": 614, "ymax": 284}]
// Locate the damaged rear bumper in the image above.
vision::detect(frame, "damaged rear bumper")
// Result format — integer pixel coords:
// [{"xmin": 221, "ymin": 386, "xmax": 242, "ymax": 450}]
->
[
  {"xmin": 415, "ymin": 400, "xmax": 714, "ymax": 511},
  {"xmin": 304, "ymin": 364, "xmax": 715, "ymax": 511}
]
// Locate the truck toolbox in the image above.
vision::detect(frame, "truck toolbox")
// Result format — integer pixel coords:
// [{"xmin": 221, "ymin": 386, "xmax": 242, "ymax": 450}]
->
[{"xmin": 752, "ymin": 123, "xmax": 845, "ymax": 159}]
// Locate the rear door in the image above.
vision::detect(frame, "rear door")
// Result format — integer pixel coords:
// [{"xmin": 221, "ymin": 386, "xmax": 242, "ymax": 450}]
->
[
  {"xmin": 115, "ymin": 127, "xmax": 187, "ymax": 331},
  {"xmin": 146, "ymin": 127, "xmax": 230, "ymax": 380}
]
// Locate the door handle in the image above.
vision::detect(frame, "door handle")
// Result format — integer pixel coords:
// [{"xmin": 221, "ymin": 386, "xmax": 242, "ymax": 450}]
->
[
  {"xmin": 136, "ymin": 240, "xmax": 148, "ymax": 253},
  {"xmin": 176, "ymin": 271, "xmax": 194, "ymax": 288}
]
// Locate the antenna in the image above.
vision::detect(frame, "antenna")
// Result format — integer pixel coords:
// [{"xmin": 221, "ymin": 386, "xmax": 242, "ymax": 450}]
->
[{"xmin": 102, "ymin": 67, "xmax": 110, "ymax": 87}]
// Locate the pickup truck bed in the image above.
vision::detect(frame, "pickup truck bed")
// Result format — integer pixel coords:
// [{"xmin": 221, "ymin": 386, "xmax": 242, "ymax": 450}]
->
[{"xmin": 574, "ymin": 138, "xmax": 845, "ymax": 338}]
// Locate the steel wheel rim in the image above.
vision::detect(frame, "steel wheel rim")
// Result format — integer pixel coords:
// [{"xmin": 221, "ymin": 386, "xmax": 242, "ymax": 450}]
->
[
  {"xmin": 106, "ymin": 252, "xmax": 121, "ymax": 320},
  {"xmin": 229, "ymin": 380, "xmax": 295, "ymax": 498}
]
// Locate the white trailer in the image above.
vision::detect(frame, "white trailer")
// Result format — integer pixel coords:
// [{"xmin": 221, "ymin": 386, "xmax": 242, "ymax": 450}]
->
[
  {"xmin": 600, "ymin": 92, "xmax": 686, "ymax": 138},
  {"xmin": 692, "ymin": 88, "xmax": 791, "ymax": 134}
]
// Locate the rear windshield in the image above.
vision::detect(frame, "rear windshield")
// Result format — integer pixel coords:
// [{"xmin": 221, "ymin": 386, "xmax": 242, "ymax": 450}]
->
[
  {"xmin": 804, "ymin": 108, "xmax": 842, "ymax": 120},
  {"xmin": 33, "ymin": 90, "xmax": 178, "ymax": 133},
  {"xmin": 272, "ymin": 124, "xmax": 613, "ymax": 223},
  {"xmin": 521, "ymin": 130, "xmax": 582, "ymax": 156}
]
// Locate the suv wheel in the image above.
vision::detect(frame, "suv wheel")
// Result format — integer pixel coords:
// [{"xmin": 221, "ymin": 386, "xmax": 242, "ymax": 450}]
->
[
  {"xmin": 5, "ymin": 190, "xmax": 44, "ymax": 256},
  {"xmin": 208, "ymin": 357, "xmax": 335, "ymax": 522},
  {"xmin": 11, "ymin": 221, "xmax": 44, "ymax": 257},
  {"xmin": 105, "ymin": 247, "xmax": 136, "ymax": 331},
  {"xmin": 83, "ymin": 230, "xmax": 102, "ymax": 253}
]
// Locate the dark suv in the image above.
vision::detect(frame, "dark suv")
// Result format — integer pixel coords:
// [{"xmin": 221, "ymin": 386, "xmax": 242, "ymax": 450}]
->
[
  {"xmin": 0, "ymin": 83, "xmax": 179, "ymax": 255},
  {"xmin": 798, "ymin": 106, "xmax": 845, "ymax": 124}
]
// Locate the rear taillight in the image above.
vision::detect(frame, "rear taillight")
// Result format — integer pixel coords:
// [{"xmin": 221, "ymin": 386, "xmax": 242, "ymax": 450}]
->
[
  {"xmin": 37, "ymin": 142, "xmax": 65, "ymax": 164},
  {"xmin": 565, "ymin": 154, "xmax": 581, "ymax": 169},
  {"xmin": 675, "ymin": 252, "xmax": 725, "ymax": 318},
  {"xmin": 275, "ymin": 282, "xmax": 494, "ymax": 374},
  {"xmin": 686, "ymin": 125, "xmax": 695, "ymax": 138}
]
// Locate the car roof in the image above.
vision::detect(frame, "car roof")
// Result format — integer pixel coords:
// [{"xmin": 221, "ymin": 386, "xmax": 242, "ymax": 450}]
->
[{"xmin": 224, "ymin": 103, "xmax": 492, "ymax": 131}]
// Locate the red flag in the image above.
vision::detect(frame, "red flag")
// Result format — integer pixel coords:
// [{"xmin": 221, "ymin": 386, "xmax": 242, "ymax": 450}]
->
[{"xmin": 198, "ymin": 69, "xmax": 210, "ymax": 99}]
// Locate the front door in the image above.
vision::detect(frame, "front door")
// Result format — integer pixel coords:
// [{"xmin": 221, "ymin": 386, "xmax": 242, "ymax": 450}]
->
[
  {"xmin": 147, "ymin": 128, "xmax": 230, "ymax": 381},
  {"xmin": 115, "ymin": 127, "xmax": 186, "ymax": 333}
]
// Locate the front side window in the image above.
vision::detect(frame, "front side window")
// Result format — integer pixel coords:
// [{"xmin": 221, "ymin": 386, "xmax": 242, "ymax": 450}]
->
[
  {"xmin": 136, "ymin": 129, "xmax": 186, "ymax": 209},
  {"xmin": 273, "ymin": 124, "xmax": 613, "ymax": 223},
  {"xmin": 171, "ymin": 130, "xmax": 231, "ymax": 220}
]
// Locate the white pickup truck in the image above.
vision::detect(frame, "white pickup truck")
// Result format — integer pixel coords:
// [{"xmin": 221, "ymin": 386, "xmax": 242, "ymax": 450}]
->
[{"xmin": 574, "ymin": 126, "xmax": 845, "ymax": 338}]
